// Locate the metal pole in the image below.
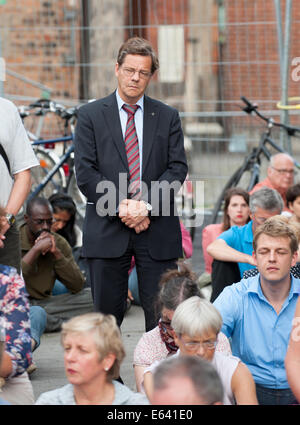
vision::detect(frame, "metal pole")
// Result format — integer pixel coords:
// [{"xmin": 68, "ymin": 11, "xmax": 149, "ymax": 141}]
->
[
  {"xmin": 274, "ymin": 0, "xmax": 283, "ymax": 80},
  {"xmin": 0, "ymin": 31, "xmax": 4, "ymax": 97},
  {"xmin": 281, "ymin": 0, "xmax": 292, "ymax": 153}
]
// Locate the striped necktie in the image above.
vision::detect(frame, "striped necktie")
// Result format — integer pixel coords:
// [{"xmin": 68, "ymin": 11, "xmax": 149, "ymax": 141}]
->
[{"xmin": 122, "ymin": 104, "xmax": 140, "ymax": 199}]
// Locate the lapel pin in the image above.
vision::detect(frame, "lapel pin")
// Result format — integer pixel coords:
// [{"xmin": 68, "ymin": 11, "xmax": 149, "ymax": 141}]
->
[{"xmin": 151, "ymin": 112, "xmax": 155, "ymax": 116}]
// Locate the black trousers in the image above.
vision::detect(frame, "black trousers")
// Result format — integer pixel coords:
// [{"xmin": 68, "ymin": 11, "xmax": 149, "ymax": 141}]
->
[
  {"xmin": 0, "ymin": 222, "xmax": 21, "ymax": 273},
  {"xmin": 87, "ymin": 230, "xmax": 177, "ymax": 332},
  {"xmin": 210, "ymin": 259, "xmax": 240, "ymax": 302}
]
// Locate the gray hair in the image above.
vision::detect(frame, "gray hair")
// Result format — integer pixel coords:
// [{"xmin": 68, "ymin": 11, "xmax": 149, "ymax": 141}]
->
[
  {"xmin": 270, "ymin": 152, "xmax": 294, "ymax": 167},
  {"xmin": 171, "ymin": 296, "xmax": 223, "ymax": 337},
  {"xmin": 153, "ymin": 355, "xmax": 224, "ymax": 404},
  {"xmin": 249, "ymin": 187, "xmax": 284, "ymax": 214}
]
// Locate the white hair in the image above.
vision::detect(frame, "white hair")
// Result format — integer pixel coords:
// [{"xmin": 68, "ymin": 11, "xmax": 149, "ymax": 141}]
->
[
  {"xmin": 270, "ymin": 152, "xmax": 294, "ymax": 167},
  {"xmin": 171, "ymin": 296, "xmax": 223, "ymax": 337}
]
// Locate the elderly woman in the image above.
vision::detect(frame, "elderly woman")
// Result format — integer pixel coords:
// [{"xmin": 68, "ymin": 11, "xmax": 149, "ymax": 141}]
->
[
  {"xmin": 133, "ymin": 264, "xmax": 231, "ymax": 392},
  {"xmin": 35, "ymin": 312, "xmax": 149, "ymax": 405},
  {"xmin": 143, "ymin": 296, "xmax": 258, "ymax": 405}
]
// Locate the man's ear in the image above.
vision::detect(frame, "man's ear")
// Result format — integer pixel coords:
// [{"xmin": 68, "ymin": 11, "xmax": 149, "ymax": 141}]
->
[
  {"xmin": 115, "ymin": 62, "xmax": 120, "ymax": 78},
  {"xmin": 267, "ymin": 165, "xmax": 272, "ymax": 178},
  {"xmin": 291, "ymin": 250, "xmax": 298, "ymax": 268},
  {"xmin": 24, "ymin": 214, "xmax": 28, "ymax": 223}
]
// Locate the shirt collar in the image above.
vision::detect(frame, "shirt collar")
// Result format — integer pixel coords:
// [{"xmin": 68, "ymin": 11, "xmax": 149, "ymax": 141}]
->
[
  {"xmin": 246, "ymin": 273, "xmax": 300, "ymax": 301},
  {"xmin": 116, "ymin": 89, "xmax": 144, "ymax": 112}
]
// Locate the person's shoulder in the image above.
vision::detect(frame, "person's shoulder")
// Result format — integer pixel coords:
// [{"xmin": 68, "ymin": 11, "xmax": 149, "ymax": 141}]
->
[
  {"xmin": 145, "ymin": 95, "xmax": 178, "ymax": 114},
  {"xmin": 78, "ymin": 93, "xmax": 115, "ymax": 114},
  {"xmin": 215, "ymin": 276, "xmax": 256, "ymax": 301},
  {"xmin": 249, "ymin": 178, "xmax": 269, "ymax": 194},
  {"xmin": 0, "ymin": 96, "xmax": 18, "ymax": 113},
  {"xmin": 113, "ymin": 380, "xmax": 149, "ymax": 405},
  {"xmin": 53, "ymin": 232, "xmax": 72, "ymax": 249},
  {"xmin": 134, "ymin": 326, "xmax": 167, "ymax": 364},
  {"xmin": 203, "ymin": 223, "xmax": 223, "ymax": 235},
  {"xmin": 136, "ymin": 326, "xmax": 164, "ymax": 351},
  {"xmin": 213, "ymin": 351, "xmax": 241, "ymax": 373},
  {"xmin": 35, "ymin": 384, "xmax": 75, "ymax": 405}
]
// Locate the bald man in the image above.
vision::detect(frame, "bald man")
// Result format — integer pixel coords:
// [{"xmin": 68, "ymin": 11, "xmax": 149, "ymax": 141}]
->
[{"xmin": 250, "ymin": 153, "xmax": 295, "ymax": 212}]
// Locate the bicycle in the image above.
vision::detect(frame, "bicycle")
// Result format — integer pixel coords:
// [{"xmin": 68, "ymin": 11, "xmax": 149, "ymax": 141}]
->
[
  {"xmin": 18, "ymin": 100, "xmax": 87, "ymax": 222},
  {"xmin": 210, "ymin": 96, "xmax": 300, "ymax": 224}
]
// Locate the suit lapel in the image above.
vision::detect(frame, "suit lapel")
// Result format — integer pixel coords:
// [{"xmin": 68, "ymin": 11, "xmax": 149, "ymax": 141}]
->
[
  {"xmin": 102, "ymin": 92, "xmax": 129, "ymax": 172},
  {"xmin": 142, "ymin": 96, "xmax": 159, "ymax": 175}
]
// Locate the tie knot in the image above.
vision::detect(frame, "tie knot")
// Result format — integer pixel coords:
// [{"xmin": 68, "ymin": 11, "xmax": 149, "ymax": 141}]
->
[{"xmin": 122, "ymin": 104, "xmax": 138, "ymax": 116}]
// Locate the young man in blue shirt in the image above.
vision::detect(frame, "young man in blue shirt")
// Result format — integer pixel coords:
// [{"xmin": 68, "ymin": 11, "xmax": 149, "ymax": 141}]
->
[{"xmin": 214, "ymin": 216, "xmax": 300, "ymax": 405}]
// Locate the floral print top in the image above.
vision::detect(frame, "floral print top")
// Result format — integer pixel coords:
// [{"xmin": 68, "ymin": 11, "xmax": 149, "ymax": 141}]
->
[{"xmin": 0, "ymin": 264, "xmax": 32, "ymax": 377}]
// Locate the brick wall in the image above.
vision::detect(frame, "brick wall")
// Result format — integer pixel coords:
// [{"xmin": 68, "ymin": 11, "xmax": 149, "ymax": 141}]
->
[
  {"xmin": 222, "ymin": 0, "xmax": 300, "ymax": 111},
  {"xmin": 1, "ymin": 0, "xmax": 81, "ymax": 102}
]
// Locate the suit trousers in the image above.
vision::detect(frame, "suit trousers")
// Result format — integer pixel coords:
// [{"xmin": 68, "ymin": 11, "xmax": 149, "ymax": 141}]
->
[{"xmin": 87, "ymin": 229, "xmax": 177, "ymax": 332}]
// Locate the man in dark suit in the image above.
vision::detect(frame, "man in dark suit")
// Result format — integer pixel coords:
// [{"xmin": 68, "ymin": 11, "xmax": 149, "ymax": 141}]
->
[{"xmin": 74, "ymin": 37, "xmax": 188, "ymax": 331}]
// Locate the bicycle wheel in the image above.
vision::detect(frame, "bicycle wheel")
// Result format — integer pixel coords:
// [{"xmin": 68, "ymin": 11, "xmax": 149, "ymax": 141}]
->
[
  {"xmin": 210, "ymin": 163, "xmax": 260, "ymax": 224},
  {"xmin": 67, "ymin": 170, "xmax": 86, "ymax": 223},
  {"xmin": 30, "ymin": 147, "xmax": 66, "ymax": 198},
  {"xmin": 210, "ymin": 166, "xmax": 244, "ymax": 224}
]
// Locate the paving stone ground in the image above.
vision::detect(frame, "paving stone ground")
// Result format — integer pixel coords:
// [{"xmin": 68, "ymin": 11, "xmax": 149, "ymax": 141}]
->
[{"xmin": 30, "ymin": 221, "xmax": 208, "ymax": 401}]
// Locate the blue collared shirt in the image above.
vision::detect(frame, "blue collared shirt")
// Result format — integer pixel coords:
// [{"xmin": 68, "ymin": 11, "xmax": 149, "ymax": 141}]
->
[
  {"xmin": 116, "ymin": 90, "xmax": 144, "ymax": 179},
  {"xmin": 213, "ymin": 274, "xmax": 300, "ymax": 389},
  {"xmin": 218, "ymin": 220, "xmax": 255, "ymax": 277}
]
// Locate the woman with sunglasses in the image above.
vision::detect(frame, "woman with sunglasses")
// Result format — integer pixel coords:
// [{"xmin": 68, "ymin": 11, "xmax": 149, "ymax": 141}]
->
[
  {"xmin": 133, "ymin": 263, "xmax": 231, "ymax": 392},
  {"xmin": 143, "ymin": 296, "xmax": 258, "ymax": 405}
]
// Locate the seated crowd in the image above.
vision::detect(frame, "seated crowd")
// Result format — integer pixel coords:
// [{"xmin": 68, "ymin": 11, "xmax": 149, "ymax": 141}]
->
[{"xmin": 2, "ymin": 178, "xmax": 300, "ymax": 405}]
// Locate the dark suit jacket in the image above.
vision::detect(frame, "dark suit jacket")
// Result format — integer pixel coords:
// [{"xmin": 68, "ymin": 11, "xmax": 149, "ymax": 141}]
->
[{"xmin": 74, "ymin": 92, "xmax": 188, "ymax": 260}]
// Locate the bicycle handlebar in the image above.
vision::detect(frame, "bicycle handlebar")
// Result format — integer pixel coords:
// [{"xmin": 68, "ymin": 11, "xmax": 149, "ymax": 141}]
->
[
  {"xmin": 240, "ymin": 96, "xmax": 300, "ymax": 136},
  {"xmin": 18, "ymin": 99, "xmax": 79, "ymax": 121}
]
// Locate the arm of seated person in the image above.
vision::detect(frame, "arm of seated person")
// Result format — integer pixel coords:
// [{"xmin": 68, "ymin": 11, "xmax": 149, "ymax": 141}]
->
[
  {"xmin": 134, "ymin": 365, "xmax": 148, "ymax": 393},
  {"xmin": 143, "ymin": 371, "xmax": 154, "ymax": 400},
  {"xmin": 231, "ymin": 362, "xmax": 258, "ymax": 405},
  {"xmin": 285, "ymin": 297, "xmax": 300, "ymax": 402},
  {"xmin": 207, "ymin": 239, "xmax": 255, "ymax": 266},
  {"xmin": 22, "ymin": 234, "xmax": 53, "ymax": 265},
  {"xmin": 53, "ymin": 236, "xmax": 85, "ymax": 293}
]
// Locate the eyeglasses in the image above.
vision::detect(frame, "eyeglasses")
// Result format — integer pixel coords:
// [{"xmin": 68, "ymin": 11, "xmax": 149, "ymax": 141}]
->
[
  {"xmin": 271, "ymin": 167, "xmax": 296, "ymax": 176},
  {"xmin": 252, "ymin": 215, "xmax": 268, "ymax": 225},
  {"xmin": 31, "ymin": 218, "xmax": 53, "ymax": 226},
  {"xmin": 179, "ymin": 335, "xmax": 217, "ymax": 351},
  {"xmin": 122, "ymin": 66, "xmax": 152, "ymax": 79},
  {"xmin": 161, "ymin": 319, "xmax": 173, "ymax": 331}
]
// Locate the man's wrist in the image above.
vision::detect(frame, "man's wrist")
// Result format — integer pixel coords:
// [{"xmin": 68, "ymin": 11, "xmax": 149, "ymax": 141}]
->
[
  {"xmin": 53, "ymin": 249, "xmax": 63, "ymax": 260},
  {"xmin": 5, "ymin": 213, "xmax": 15, "ymax": 227},
  {"xmin": 141, "ymin": 201, "xmax": 152, "ymax": 215}
]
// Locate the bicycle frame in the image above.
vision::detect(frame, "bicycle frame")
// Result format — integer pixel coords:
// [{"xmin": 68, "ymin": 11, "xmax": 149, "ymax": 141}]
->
[
  {"xmin": 210, "ymin": 97, "xmax": 300, "ymax": 224},
  {"xmin": 29, "ymin": 135, "xmax": 74, "ymax": 199}
]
